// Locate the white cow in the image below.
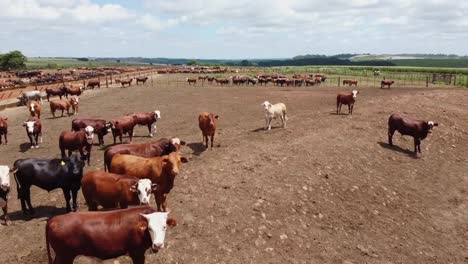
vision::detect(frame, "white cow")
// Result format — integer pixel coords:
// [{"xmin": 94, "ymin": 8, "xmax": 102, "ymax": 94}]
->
[
  {"xmin": 262, "ymin": 101, "xmax": 287, "ymax": 130},
  {"xmin": 0, "ymin": 165, "xmax": 11, "ymax": 225}
]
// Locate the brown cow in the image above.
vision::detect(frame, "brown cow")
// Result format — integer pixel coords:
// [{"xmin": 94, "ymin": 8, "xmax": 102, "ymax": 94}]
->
[
  {"xmin": 0, "ymin": 116, "xmax": 7, "ymax": 145},
  {"xmin": 50, "ymin": 97, "xmax": 79, "ymax": 118},
  {"xmin": 199, "ymin": 112, "xmax": 219, "ymax": 149},
  {"xmin": 336, "ymin": 90, "xmax": 358, "ymax": 115},
  {"xmin": 104, "ymin": 137, "xmax": 185, "ymax": 171},
  {"xmin": 87, "ymin": 80, "xmax": 100, "ymax": 89},
  {"xmin": 127, "ymin": 110, "xmax": 161, "ymax": 137},
  {"xmin": 45, "ymin": 86, "xmax": 68, "ymax": 102},
  {"xmin": 23, "ymin": 117, "xmax": 42, "ymax": 148},
  {"xmin": 46, "ymin": 206, "xmax": 176, "ymax": 263},
  {"xmin": 110, "ymin": 152, "xmax": 188, "ymax": 212},
  {"xmin": 187, "ymin": 78, "xmax": 197, "ymax": 85},
  {"xmin": 72, "ymin": 118, "xmax": 112, "ymax": 146},
  {"xmin": 59, "ymin": 126, "xmax": 94, "ymax": 165},
  {"xmin": 111, "ymin": 116, "xmax": 137, "ymax": 144},
  {"xmin": 344, "ymin": 80, "xmax": 358, "ymax": 86},
  {"xmin": 65, "ymin": 85, "xmax": 83, "ymax": 96},
  {"xmin": 388, "ymin": 113, "xmax": 438, "ymax": 154},
  {"xmin": 136, "ymin": 77, "xmax": 148, "ymax": 85},
  {"xmin": 121, "ymin": 78, "xmax": 133, "ymax": 87},
  {"xmin": 381, "ymin": 80, "xmax": 395, "ymax": 89},
  {"xmin": 28, "ymin": 100, "xmax": 41, "ymax": 119},
  {"xmin": 82, "ymin": 171, "xmax": 156, "ymax": 210}
]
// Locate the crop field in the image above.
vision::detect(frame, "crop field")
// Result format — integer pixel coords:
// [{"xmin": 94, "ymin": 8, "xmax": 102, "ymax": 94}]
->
[
  {"xmin": 26, "ymin": 58, "xmax": 144, "ymax": 69},
  {"xmin": 0, "ymin": 73, "xmax": 467, "ymax": 263}
]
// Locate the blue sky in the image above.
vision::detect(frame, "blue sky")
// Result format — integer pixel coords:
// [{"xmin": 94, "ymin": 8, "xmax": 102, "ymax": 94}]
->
[{"xmin": 0, "ymin": 0, "xmax": 467, "ymax": 58}]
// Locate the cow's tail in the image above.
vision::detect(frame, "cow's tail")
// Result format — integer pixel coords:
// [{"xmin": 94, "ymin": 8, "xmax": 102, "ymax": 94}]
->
[
  {"xmin": 11, "ymin": 165, "xmax": 21, "ymax": 199},
  {"xmin": 46, "ymin": 221, "xmax": 53, "ymax": 264},
  {"xmin": 103, "ymin": 150, "xmax": 108, "ymax": 172}
]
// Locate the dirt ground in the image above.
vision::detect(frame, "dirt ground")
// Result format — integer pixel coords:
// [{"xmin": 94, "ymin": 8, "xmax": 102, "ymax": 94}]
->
[{"xmin": 0, "ymin": 74, "xmax": 467, "ymax": 264}]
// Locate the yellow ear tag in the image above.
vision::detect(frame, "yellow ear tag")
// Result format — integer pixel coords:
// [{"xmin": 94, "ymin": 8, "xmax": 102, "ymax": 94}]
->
[{"xmin": 61, "ymin": 161, "xmax": 65, "ymax": 166}]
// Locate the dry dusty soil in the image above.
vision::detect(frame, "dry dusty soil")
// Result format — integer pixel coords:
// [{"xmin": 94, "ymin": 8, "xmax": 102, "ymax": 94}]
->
[{"xmin": 0, "ymin": 74, "xmax": 467, "ymax": 264}]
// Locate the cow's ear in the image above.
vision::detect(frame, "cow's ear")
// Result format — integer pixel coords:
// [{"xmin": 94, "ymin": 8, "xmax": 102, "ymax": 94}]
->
[
  {"xmin": 167, "ymin": 218, "xmax": 177, "ymax": 228},
  {"xmin": 129, "ymin": 184, "xmax": 138, "ymax": 193},
  {"xmin": 4, "ymin": 118, "xmax": 7, "ymax": 121},
  {"xmin": 151, "ymin": 183, "xmax": 158, "ymax": 191},
  {"xmin": 433, "ymin": 123, "xmax": 439, "ymax": 127},
  {"xmin": 180, "ymin": 140, "xmax": 186, "ymax": 146},
  {"xmin": 215, "ymin": 115, "xmax": 219, "ymax": 119},
  {"xmin": 180, "ymin": 157, "xmax": 189, "ymax": 163}
]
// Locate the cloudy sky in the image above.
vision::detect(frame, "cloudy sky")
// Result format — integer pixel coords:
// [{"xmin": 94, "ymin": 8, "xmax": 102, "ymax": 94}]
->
[{"xmin": 0, "ymin": 0, "xmax": 467, "ymax": 58}]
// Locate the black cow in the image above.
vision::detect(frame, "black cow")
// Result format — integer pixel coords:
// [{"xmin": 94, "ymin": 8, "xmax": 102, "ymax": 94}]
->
[
  {"xmin": 12, "ymin": 155, "xmax": 85, "ymax": 215},
  {"xmin": 71, "ymin": 118, "xmax": 112, "ymax": 146}
]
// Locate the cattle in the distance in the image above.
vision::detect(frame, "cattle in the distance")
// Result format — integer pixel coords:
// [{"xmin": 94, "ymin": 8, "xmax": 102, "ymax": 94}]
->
[
  {"xmin": 72, "ymin": 118, "xmax": 112, "ymax": 146},
  {"xmin": 28, "ymin": 100, "xmax": 41, "ymax": 119},
  {"xmin": 336, "ymin": 90, "xmax": 358, "ymax": 115},
  {"xmin": 121, "ymin": 78, "xmax": 133, "ymax": 87},
  {"xmin": 343, "ymin": 79, "xmax": 358, "ymax": 86},
  {"xmin": 381, "ymin": 80, "xmax": 395, "ymax": 89},
  {"xmin": 45, "ymin": 86, "xmax": 68, "ymax": 102},
  {"xmin": 0, "ymin": 116, "xmax": 7, "ymax": 145},
  {"xmin": 46, "ymin": 207, "xmax": 176, "ymax": 263},
  {"xmin": 50, "ymin": 97, "xmax": 79, "ymax": 118},
  {"xmin": 111, "ymin": 116, "xmax": 137, "ymax": 144},
  {"xmin": 136, "ymin": 76, "xmax": 148, "ymax": 85},
  {"xmin": 110, "ymin": 152, "xmax": 189, "ymax": 212},
  {"xmin": 215, "ymin": 78, "xmax": 229, "ymax": 85},
  {"xmin": 81, "ymin": 171, "xmax": 156, "ymax": 210},
  {"xmin": 12, "ymin": 155, "xmax": 85, "ymax": 215},
  {"xmin": 198, "ymin": 112, "xmax": 219, "ymax": 149},
  {"xmin": 388, "ymin": 113, "xmax": 438, "ymax": 154},
  {"xmin": 87, "ymin": 80, "xmax": 100, "ymax": 89},
  {"xmin": 17, "ymin": 91, "xmax": 43, "ymax": 106},
  {"xmin": 262, "ymin": 101, "xmax": 287, "ymax": 130},
  {"xmin": 127, "ymin": 110, "xmax": 161, "ymax": 137},
  {"xmin": 0, "ymin": 165, "xmax": 11, "ymax": 225},
  {"xmin": 104, "ymin": 137, "xmax": 185, "ymax": 172},
  {"xmin": 65, "ymin": 85, "xmax": 83, "ymax": 96},
  {"xmin": 59, "ymin": 126, "xmax": 94, "ymax": 166},
  {"xmin": 187, "ymin": 78, "xmax": 197, "ymax": 85},
  {"xmin": 23, "ymin": 117, "xmax": 42, "ymax": 148}
]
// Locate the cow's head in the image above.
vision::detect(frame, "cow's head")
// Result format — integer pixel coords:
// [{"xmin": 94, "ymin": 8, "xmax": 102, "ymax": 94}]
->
[
  {"xmin": 0, "ymin": 117, "xmax": 7, "ymax": 128},
  {"xmin": 130, "ymin": 179, "xmax": 157, "ymax": 205},
  {"xmin": 426, "ymin": 121, "xmax": 439, "ymax": 133},
  {"xmin": 140, "ymin": 212, "xmax": 177, "ymax": 253},
  {"xmin": 0, "ymin": 165, "xmax": 10, "ymax": 191},
  {"xmin": 262, "ymin": 101, "xmax": 272, "ymax": 111},
  {"xmin": 84, "ymin": 126, "xmax": 94, "ymax": 144},
  {"xmin": 169, "ymin": 137, "xmax": 186, "ymax": 152},
  {"xmin": 70, "ymin": 96, "xmax": 79, "ymax": 106},
  {"xmin": 154, "ymin": 110, "xmax": 161, "ymax": 120},
  {"xmin": 23, "ymin": 121, "xmax": 36, "ymax": 135},
  {"xmin": 352, "ymin": 90, "xmax": 358, "ymax": 98},
  {"xmin": 104, "ymin": 122, "xmax": 113, "ymax": 133},
  {"xmin": 163, "ymin": 152, "xmax": 189, "ymax": 176},
  {"xmin": 207, "ymin": 113, "xmax": 219, "ymax": 126},
  {"xmin": 66, "ymin": 155, "xmax": 85, "ymax": 175},
  {"xmin": 29, "ymin": 103, "xmax": 36, "ymax": 112}
]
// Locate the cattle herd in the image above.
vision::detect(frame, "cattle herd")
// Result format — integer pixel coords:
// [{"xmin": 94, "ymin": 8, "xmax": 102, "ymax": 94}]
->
[{"xmin": 0, "ymin": 70, "xmax": 439, "ymax": 264}]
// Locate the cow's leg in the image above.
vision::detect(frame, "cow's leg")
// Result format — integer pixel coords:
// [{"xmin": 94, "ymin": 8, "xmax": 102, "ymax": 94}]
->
[
  {"xmin": 348, "ymin": 104, "xmax": 352, "ymax": 114},
  {"xmin": 264, "ymin": 116, "xmax": 269, "ymax": 130},
  {"xmin": 162, "ymin": 193, "xmax": 169, "ymax": 212},
  {"xmin": 34, "ymin": 134, "xmax": 39, "ymax": 148},
  {"xmin": 155, "ymin": 191, "xmax": 162, "ymax": 212},
  {"xmin": 414, "ymin": 138, "xmax": 421, "ymax": 153},
  {"xmin": 68, "ymin": 150, "xmax": 72, "ymax": 157},
  {"xmin": 4, "ymin": 132, "xmax": 7, "ymax": 144},
  {"xmin": 210, "ymin": 134, "xmax": 214, "ymax": 149},
  {"xmin": 2, "ymin": 204, "xmax": 10, "ymax": 225},
  {"xmin": 47, "ymin": 95, "xmax": 50, "ymax": 102},
  {"xmin": 267, "ymin": 118, "xmax": 272, "ymax": 130},
  {"xmin": 62, "ymin": 188, "xmax": 72, "ymax": 212},
  {"xmin": 25, "ymin": 188, "xmax": 35, "ymax": 215},
  {"xmin": 119, "ymin": 134, "xmax": 123, "ymax": 144},
  {"xmin": 61, "ymin": 109, "xmax": 64, "ymax": 117},
  {"xmin": 71, "ymin": 188, "xmax": 79, "ymax": 212},
  {"xmin": 129, "ymin": 252, "xmax": 146, "ymax": 264},
  {"xmin": 388, "ymin": 128, "xmax": 395, "ymax": 146},
  {"xmin": 129, "ymin": 129, "xmax": 134, "ymax": 143},
  {"xmin": 53, "ymin": 254, "xmax": 75, "ymax": 264}
]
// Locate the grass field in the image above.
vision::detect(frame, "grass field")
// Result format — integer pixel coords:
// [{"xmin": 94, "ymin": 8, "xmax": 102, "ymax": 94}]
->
[{"xmin": 26, "ymin": 57, "xmax": 145, "ymax": 68}]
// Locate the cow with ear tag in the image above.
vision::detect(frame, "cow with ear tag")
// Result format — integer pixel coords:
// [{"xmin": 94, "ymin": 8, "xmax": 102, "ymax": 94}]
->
[
  {"xmin": 23, "ymin": 117, "xmax": 42, "ymax": 148},
  {"xmin": 0, "ymin": 165, "xmax": 11, "ymax": 225},
  {"xmin": 46, "ymin": 206, "xmax": 176, "ymax": 263}
]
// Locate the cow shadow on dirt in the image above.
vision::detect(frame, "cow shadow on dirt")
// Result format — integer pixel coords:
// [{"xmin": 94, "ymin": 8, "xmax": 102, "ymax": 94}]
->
[
  {"xmin": 8, "ymin": 206, "xmax": 67, "ymax": 222},
  {"xmin": 19, "ymin": 143, "xmax": 32, "ymax": 153},
  {"xmin": 377, "ymin": 142, "xmax": 418, "ymax": 158},
  {"xmin": 187, "ymin": 142, "xmax": 206, "ymax": 156},
  {"xmin": 329, "ymin": 112, "xmax": 351, "ymax": 116},
  {"xmin": 251, "ymin": 126, "xmax": 282, "ymax": 132}
]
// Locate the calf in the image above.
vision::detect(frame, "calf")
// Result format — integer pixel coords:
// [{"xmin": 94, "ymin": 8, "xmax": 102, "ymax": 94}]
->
[
  {"xmin": 72, "ymin": 118, "xmax": 112, "ymax": 146},
  {"xmin": 46, "ymin": 207, "xmax": 176, "ymax": 263},
  {"xmin": 110, "ymin": 152, "xmax": 188, "ymax": 212},
  {"xmin": 104, "ymin": 137, "xmax": 185, "ymax": 171},
  {"xmin": 187, "ymin": 78, "xmax": 197, "ymax": 85},
  {"xmin": 59, "ymin": 126, "xmax": 94, "ymax": 165},
  {"xmin": 136, "ymin": 76, "xmax": 148, "ymax": 85},
  {"xmin": 28, "ymin": 100, "xmax": 41, "ymax": 119},
  {"xmin": 336, "ymin": 90, "xmax": 358, "ymax": 115},
  {"xmin": 50, "ymin": 97, "xmax": 79, "ymax": 118},
  {"xmin": 45, "ymin": 86, "xmax": 68, "ymax": 102},
  {"xmin": 262, "ymin": 101, "xmax": 287, "ymax": 130},
  {"xmin": 381, "ymin": 80, "xmax": 395, "ymax": 89},
  {"xmin": 0, "ymin": 165, "xmax": 11, "ymax": 225},
  {"xmin": 111, "ymin": 116, "xmax": 137, "ymax": 144},
  {"xmin": 12, "ymin": 155, "xmax": 85, "ymax": 215},
  {"xmin": 127, "ymin": 110, "xmax": 161, "ymax": 137},
  {"xmin": 23, "ymin": 117, "xmax": 42, "ymax": 148},
  {"xmin": 388, "ymin": 113, "xmax": 438, "ymax": 154},
  {"xmin": 0, "ymin": 116, "xmax": 7, "ymax": 145},
  {"xmin": 121, "ymin": 78, "xmax": 133, "ymax": 87},
  {"xmin": 198, "ymin": 112, "xmax": 219, "ymax": 149},
  {"xmin": 87, "ymin": 80, "xmax": 100, "ymax": 89},
  {"xmin": 82, "ymin": 171, "xmax": 156, "ymax": 210}
]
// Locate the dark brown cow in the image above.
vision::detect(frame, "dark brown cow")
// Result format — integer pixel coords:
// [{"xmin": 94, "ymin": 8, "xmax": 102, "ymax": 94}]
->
[
  {"xmin": 45, "ymin": 86, "xmax": 68, "ymax": 102},
  {"xmin": 136, "ymin": 77, "xmax": 148, "ymax": 85},
  {"xmin": 336, "ymin": 90, "xmax": 358, "ymax": 115},
  {"xmin": 388, "ymin": 113, "xmax": 438, "ymax": 154},
  {"xmin": 0, "ymin": 116, "xmax": 7, "ymax": 145},
  {"xmin": 50, "ymin": 97, "xmax": 79, "ymax": 118},
  {"xmin": 343, "ymin": 79, "xmax": 358, "ymax": 86},
  {"xmin": 23, "ymin": 117, "xmax": 42, "ymax": 148},
  {"xmin": 59, "ymin": 126, "xmax": 94, "ymax": 165},
  {"xmin": 199, "ymin": 112, "xmax": 219, "ymax": 149},
  {"xmin": 87, "ymin": 80, "xmax": 100, "ymax": 89},
  {"xmin": 187, "ymin": 78, "xmax": 197, "ymax": 85},
  {"xmin": 72, "ymin": 118, "xmax": 112, "ymax": 146},
  {"xmin": 111, "ymin": 116, "xmax": 137, "ymax": 144},
  {"xmin": 28, "ymin": 100, "xmax": 41, "ymax": 119},
  {"xmin": 121, "ymin": 78, "xmax": 133, "ymax": 87},
  {"xmin": 82, "ymin": 171, "xmax": 156, "ymax": 210},
  {"xmin": 127, "ymin": 110, "xmax": 161, "ymax": 137},
  {"xmin": 207, "ymin": 77, "xmax": 215, "ymax": 84},
  {"xmin": 65, "ymin": 85, "xmax": 83, "ymax": 96},
  {"xmin": 110, "ymin": 152, "xmax": 188, "ymax": 212},
  {"xmin": 104, "ymin": 137, "xmax": 185, "ymax": 172},
  {"xmin": 381, "ymin": 80, "xmax": 395, "ymax": 89},
  {"xmin": 46, "ymin": 206, "xmax": 176, "ymax": 264},
  {"xmin": 215, "ymin": 78, "xmax": 229, "ymax": 85}
]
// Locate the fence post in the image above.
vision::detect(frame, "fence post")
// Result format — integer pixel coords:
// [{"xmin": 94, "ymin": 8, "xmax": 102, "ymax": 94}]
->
[
  {"xmin": 426, "ymin": 76, "xmax": 429, "ymax": 88},
  {"xmin": 110, "ymin": 74, "xmax": 113, "ymax": 84},
  {"xmin": 338, "ymin": 76, "xmax": 340, "ymax": 87},
  {"xmin": 83, "ymin": 80, "xmax": 86, "ymax": 89},
  {"xmin": 106, "ymin": 77, "xmax": 109, "ymax": 88},
  {"xmin": 35, "ymin": 83, "xmax": 38, "ymax": 90},
  {"xmin": 453, "ymin": 75, "xmax": 456, "ymax": 86}
]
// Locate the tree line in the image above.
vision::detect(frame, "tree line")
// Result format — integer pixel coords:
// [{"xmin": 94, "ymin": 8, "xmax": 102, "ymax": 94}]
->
[{"xmin": 0, "ymin": 50, "xmax": 27, "ymax": 70}]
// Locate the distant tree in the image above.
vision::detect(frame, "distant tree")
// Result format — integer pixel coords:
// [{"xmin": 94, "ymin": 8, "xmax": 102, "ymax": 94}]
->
[
  {"xmin": 116, "ymin": 59, "xmax": 121, "ymax": 63},
  {"xmin": 46, "ymin": 63, "xmax": 58, "ymax": 69},
  {"xmin": 0, "ymin": 50, "xmax": 27, "ymax": 70},
  {"xmin": 240, "ymin": 60, "xmax": 251, "ymax": 66},
  {"xmin": 187, "ymin": 60, "xmax": 198, "ymax": 66},
  {"xmin": 76, "ymin": 57, "xmax": 89, "ymax": 61}
]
